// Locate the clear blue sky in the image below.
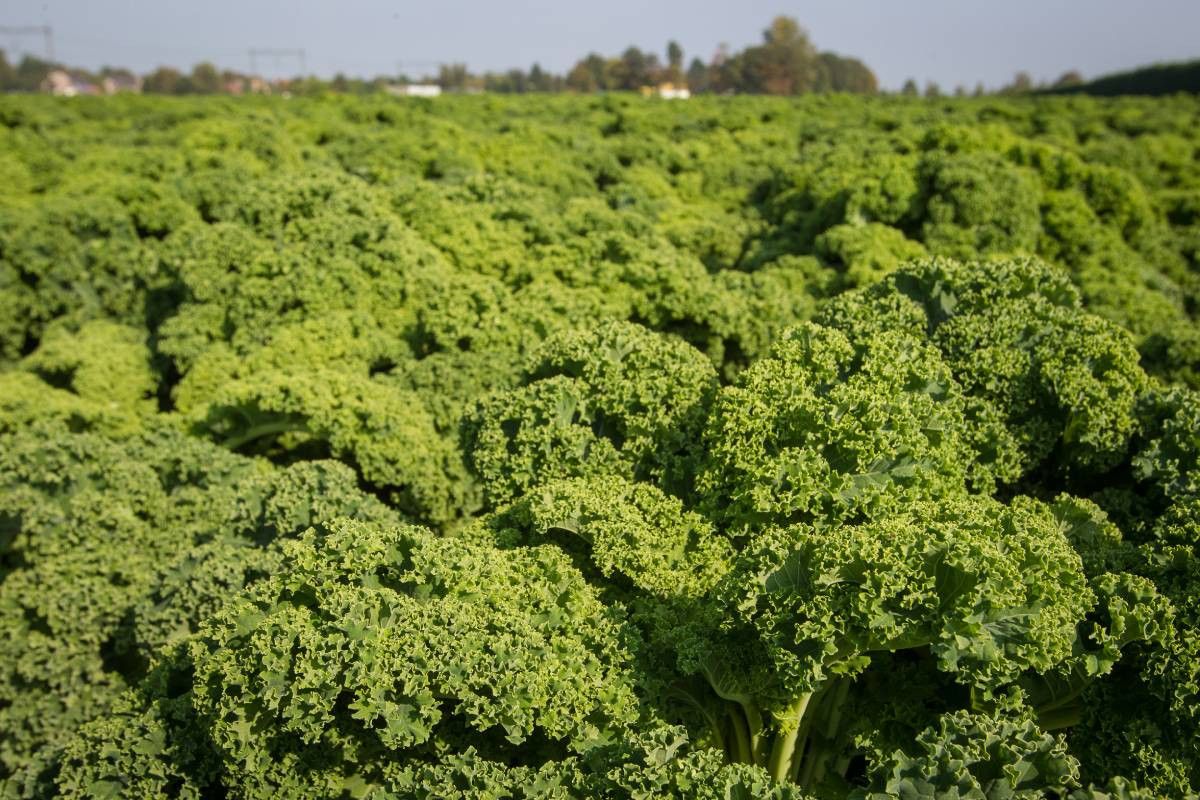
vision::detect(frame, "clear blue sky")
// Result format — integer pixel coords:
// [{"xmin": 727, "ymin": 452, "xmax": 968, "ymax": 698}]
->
[{"xmin": 3, "ymin": 0, "xmax": 1198, "ymax": 89}]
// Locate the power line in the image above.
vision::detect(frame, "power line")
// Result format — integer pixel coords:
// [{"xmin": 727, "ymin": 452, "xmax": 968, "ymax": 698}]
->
[{"xmin": 0, "ymin": 25, "xmax": 54, "ymax": 61}]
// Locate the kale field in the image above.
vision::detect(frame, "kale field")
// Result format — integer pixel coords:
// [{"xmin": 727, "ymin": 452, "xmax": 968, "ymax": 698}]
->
[{"xmin": 2, "ymin": 92, "xmax": 1200, "ymax": 798}]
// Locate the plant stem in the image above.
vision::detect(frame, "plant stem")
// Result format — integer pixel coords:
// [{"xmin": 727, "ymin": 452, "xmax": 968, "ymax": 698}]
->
[
  {"xmin": 823, "ymin": 679, "xmax": 850, "ymax": 741},
  {"xmin": 791, "ymin": 704, "xmax": 815, "ymax": 784},
  {"xmin": 803, "ymin": 678, "xmax": 851, "ymax": 788},
  {"xmin": 222, "ymin": 418, "xmax": 309, "ymax": 451},
  {"xmin": 743, "ymin": 702, "xmax": 767, "ymax": 766},
  {"xmin": 767, "ymin": 693, "xmax": 812, "ymax": 783},
  {"xmin": 729, "ymin": 704, "xmax": 753, "ymax": 764}
]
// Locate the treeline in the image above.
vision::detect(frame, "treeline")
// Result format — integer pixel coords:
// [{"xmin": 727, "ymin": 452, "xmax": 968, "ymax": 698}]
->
[
  {"xmin": 362, "ymin": 16, "xmax": 877, "ymax": 95},
  {"xmin": 0, "ymin": 50, "xmax": 269, "ymax": 95},
  {"xmin": 15, "ymin": 17, "xmax": 1190, "ymax": 99},
  {"xmin": 0, "ymin": 51, "xmax": 70, "ymax": 92},
  {"xmin": 900, "ymin": 61, "xmax": 1200, "ymax": 100},
  {"xmin": 897, "ymin": 70, "xmax": 1088, "ymax": 99},
  {"xmin": 1042, "ymin": 59, "xmax": 1200, "ymax": 97},
  {"xmin": 0, "ymin": 15, "xmax": 878, "ymax": 96},
  {"xmin": 559, "ymin": 17, "xmax": 876, "ymax": 94}
]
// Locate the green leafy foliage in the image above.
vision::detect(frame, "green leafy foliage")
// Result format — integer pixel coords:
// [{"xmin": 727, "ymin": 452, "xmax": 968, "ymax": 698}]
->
[
  {"xmin": 855, "ymin": 710, "xmax": 1079, "ymax": 800},
  {"xmin": 185, "ymin": 519, "xmax": 642, "ymax": 796},
  {"xmin": 0, "ymin": 424, "xmax": 400, "ymax": 794},
  {"xmin": 473, "ymin": 475, "xmax": 732, "ymax": 599},
  {"xmin": 2, "ymin": 92, "xmax": 1200, "ymax": 798},
  {"xmin": 466, "ymin": 320, "xmax": 719, "ymax": 505},
  {"xmin": 821, "ymin": 257, "xmax": 1146, "ymax": 475},
  {"xmin": 697, "ymin": 321, "xmax": 1007, "ymax": 536},
  {"xmin": 709, "ymin": 497, "xmax": 1092, "ymax": 700}
]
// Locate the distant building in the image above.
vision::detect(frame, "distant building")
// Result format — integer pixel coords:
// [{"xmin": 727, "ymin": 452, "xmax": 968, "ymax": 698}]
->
[
  {"xmin": 223, "ymin": 77, "xmax": 270, "ymax": 95},
  {"xmin": 640, "ymin": 82, "xmax": 691, "ymax": 99},
  {"xmin": 43, "ymin": 70, "xmax": 102, "ymax": 97},
  {"xmin": 657, "ymin": 82, "xmax": 691, "ymax": 100},
  {"xmin": 386, "ymin": 83, "xmax": 442, "ymax": 97},
  {"xmin": 44, "ymin": 69, "xmax": 141, "ymax": 96}
]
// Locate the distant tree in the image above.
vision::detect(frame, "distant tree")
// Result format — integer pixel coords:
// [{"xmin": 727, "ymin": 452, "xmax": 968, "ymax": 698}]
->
[
  {"xmin": 710, "ymin": 48, "xmax": 742, "ymax": 93},
  {"xmin": 667, "ymin": 40, "xmax": 683, "ymax": 68},
  {"xmin": 0, "ymin": 50, "xmax": 14, "ymax": 91},
  {"xmin": 331, "ymin": 72, "xmax": 350, "ymax": 93},
  {"xmin": 13, "ymin": 54, "xmax": 55, "ymax": 92},
  {"xmin": 751, "ymin": 16, "xmax": 820, "ymax": 94},
  {"xmin": 713, "ymin": 16, "xmax": 817, "ymax": 94},
  {"xmin": 142, "ymin": 66, "xmax": 183, "ymax": 94},
  {"xmin": 529, "ymin": 63, "xmax": 554, "ymax": 92},
  {"xmin": 564, "ymin": 63, "xmax": 591, "ymax": 92},
  {"xmin": 481, "ymin": 71, "xmax": 506, "ymax": 92},
  {"xmin": 437, "ymin": 63, "xmax": 470, "ymax": 91},
  {"xmin": 924, "ymin": 81, "xmax": 942, "ymax": 98},
  {"xmin": 843, "ymin": 57, "xmax": 878, "ymax": 93},
  {"xmin": 1052, "ymin": 70, "xmax": 1083, "ymax": 88},
  {"xmin": 566, "ymin": 53, "xmax": 607, "ymax": 92},
  {"xmin": 665, "ymin": 40, "xmax": 684, "ymax": 84},
  {"xmin": 953, "ymin": 84, "xmax": 967, "ymax": 97},
  {"xmin": 610, "ymin": 46, "xmax": 658, "ymax": 90},
  {"xmin": 901, "ymin": 78, "xmax": 919, "ymax": 96},
  {"xmin": 1002, "ymin": 70, "xmax": 1034, "ymax": 94},
  {"xmin": 972, "ymin": 82, "xmax": 986, "ymax": 97},
  {"xmin": 686, "ymin": 57, "xmax": 709, "ymax": 92},
  {"xmin": 189, "ymin": 62, "xmax": 222, "ymax": 94},
  {"xmin": 817, "ymin": 52, "xmax": 877, "ymax": 93}
]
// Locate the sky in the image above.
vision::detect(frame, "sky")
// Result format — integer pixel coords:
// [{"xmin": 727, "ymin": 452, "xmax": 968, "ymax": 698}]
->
[{"xmin": 2, "ymin": 0, "xmax": 1199, "ymax": 90}]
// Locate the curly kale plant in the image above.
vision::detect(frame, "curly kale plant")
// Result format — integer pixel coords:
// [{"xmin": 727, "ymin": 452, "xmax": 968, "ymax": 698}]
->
[{"xmin": 3, "ymin": 92, "xmax": 1200, "ymax": 800}]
